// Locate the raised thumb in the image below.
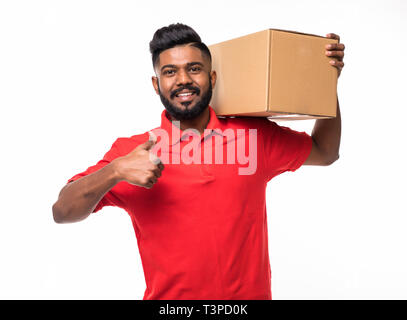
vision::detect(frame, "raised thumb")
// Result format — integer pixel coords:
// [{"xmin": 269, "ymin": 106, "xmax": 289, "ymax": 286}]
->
[{"xmin": 141, "ymin": 131, "xmax": 157, "ymax": 150}]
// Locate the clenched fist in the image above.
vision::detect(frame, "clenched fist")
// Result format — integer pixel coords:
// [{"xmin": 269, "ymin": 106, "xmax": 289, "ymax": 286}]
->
[{"xmin": 112, "ymin": 132, "xmax": 164, "ymax": 189}]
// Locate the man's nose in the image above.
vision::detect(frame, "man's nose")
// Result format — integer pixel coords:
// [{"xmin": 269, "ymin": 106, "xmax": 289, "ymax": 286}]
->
[{"xmin": 176, "ymin": 69, "xmax": 192, "ymax": 86}]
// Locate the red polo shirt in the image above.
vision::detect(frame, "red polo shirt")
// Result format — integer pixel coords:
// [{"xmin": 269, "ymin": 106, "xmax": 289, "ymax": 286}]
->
[{"xmin": 67, "ymin": 106, "xmax": 312, "ymax": 300}]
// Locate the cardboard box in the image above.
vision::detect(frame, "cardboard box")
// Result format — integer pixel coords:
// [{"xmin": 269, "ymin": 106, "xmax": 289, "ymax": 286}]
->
[{"xmin": 208, "ymin": 29, "xmax": 338, "ymax": 120}]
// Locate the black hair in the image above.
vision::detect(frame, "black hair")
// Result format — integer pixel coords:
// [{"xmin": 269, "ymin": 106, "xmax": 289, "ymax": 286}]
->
[{"xmin": 149, "ymin": 23, "xmax": 212, "ymax": 69}]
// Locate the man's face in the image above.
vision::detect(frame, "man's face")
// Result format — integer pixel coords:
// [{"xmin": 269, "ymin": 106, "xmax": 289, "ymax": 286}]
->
[{"xmin": 152, "ymin": 44, "xmax": 216, "ymax": 120}]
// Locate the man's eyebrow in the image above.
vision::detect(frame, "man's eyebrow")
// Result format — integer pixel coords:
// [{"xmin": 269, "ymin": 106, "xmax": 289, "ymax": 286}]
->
[
  {"xmin": 160, "ymin": 62, "xmax": 204, "ymax": 72},
  {"xmin": 186, "ymin": 62, "xmax": 204, "ymax": 68},
  {"xmin": 160, "ymin": 64, "xmax": 177, "ymax": 72}
]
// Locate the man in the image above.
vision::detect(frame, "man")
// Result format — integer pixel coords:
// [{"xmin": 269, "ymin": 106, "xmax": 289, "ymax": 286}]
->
[{"xmin": 52, "ymin": 23, "xmax": 345, "ymax": 300}]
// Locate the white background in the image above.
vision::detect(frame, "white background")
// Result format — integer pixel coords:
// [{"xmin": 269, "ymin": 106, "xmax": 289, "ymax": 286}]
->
[{"xmin": 0, "ymin": 0, "xmax": 405, "ymax": 299}]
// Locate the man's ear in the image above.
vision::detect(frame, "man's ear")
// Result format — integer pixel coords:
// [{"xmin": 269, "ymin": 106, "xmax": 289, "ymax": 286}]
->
[
  {"xmin": 152, "ymin": 76, "xmax": 159, "ymax": 95},
  {"xmin": 210, "ymin": 70, "xmax": 217, "ymax": 89}
]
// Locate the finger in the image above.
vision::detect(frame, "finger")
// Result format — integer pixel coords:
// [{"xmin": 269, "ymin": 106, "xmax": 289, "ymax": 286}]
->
[
  {"xmin": 148, "ymin": 131, "xmax": 157, "ymax": 143},
  {"xmin": 325, "ymin": 43, "xmax": 345, "ymax": 51},
  {"xmin": 149, "ymin": 152, "xmax": 162, "ymax": 165},
  {"xmin": 329, "ymin": 60, "xmax": 345, "ymax": 71},
  {"xmin": 140, "ymin": 133, "xmax": 157, "ymax": 151},
  {"xmin": 149, "ymin": 176, "xmax": 157, "ymax": 185},
  {"xmin": 329, "ymin": 60, "xmax": 344, "ymax": 67},
  {"xmin": 326, "ymin": 33, "xmax": 340, "ymax": 41},
  {"xmin": 325, "ymin": 50, "xmax": 344, "ymax": 60},
  {"xmin": 144, "ymin": 182, "xmax": 153, "ymax": 189},
  {"xmin": 152, "ymin": 167, "xmax": 162, "ymax": 178},
  {"xmin": 139, "ymin": 139, "xmax": 156, "ymax": 151},
  {"xmin": 153, "ymin": 163, "xmax": 164, "ymax": 175}
]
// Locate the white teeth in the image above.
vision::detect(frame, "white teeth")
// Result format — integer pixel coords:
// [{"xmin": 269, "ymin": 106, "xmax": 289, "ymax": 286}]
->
[{"xmin": 177, "ymin": 92, "xmax": 193, "ymax": 97}]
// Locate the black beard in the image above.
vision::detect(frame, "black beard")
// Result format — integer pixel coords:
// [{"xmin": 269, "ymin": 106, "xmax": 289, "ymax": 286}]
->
[{"xmin": 157, "ymin": 78, "xmax": 212, "ymax": 121}]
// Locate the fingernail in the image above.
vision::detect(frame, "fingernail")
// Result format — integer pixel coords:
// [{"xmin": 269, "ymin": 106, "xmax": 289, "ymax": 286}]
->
[
  {"xmin": 330, "ymin": 60, "xmax": 335, "ymax": 65},
  {"xmin": 148, "ymin": 131, "xmax": 157, "ymax": 142}
]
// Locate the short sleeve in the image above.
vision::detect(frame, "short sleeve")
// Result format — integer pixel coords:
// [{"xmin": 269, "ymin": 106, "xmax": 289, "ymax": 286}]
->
[
  {"xmin": 260, "ymin": 119, "xmax": 312, "ymax": 180},
  {"xmin": 67, "ymin": 139, "xmax": 124, "ymax": 213}
]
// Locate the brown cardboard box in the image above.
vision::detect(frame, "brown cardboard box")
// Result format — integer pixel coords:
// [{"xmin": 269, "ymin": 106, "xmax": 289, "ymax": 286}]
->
[{"xmin": 209, "ymin": 29, "xmax": 338, "ymax": 120}]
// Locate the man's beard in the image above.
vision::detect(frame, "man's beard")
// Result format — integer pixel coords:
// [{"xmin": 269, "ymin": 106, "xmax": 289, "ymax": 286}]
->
[{"xmin": 157, "ymin": 77, "xmax": 212, "ymax": 121}]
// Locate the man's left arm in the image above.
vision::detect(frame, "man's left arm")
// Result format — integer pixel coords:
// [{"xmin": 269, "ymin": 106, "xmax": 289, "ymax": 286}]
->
[{"xmin": 304, "ymin": 33, "xmax": 345, "ymax": 166}]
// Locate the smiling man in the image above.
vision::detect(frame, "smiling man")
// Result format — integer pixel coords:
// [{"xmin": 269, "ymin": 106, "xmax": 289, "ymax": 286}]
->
[
  {"xmin": 153, "ymin": 46, "xmax": 214, "ymax": 122},
  {"xmin": 52, "ymin": 23, "xmax": 345, "ymax": 300},
  {"xmin": 151, "ymin": 28, "xmax": 217, "ymax": 133}
]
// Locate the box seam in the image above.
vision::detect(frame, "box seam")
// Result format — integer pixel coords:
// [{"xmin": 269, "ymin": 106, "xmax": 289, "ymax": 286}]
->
[{"xmin": 267, "ymin": 30, "xmax": 272, "ymax": 112}]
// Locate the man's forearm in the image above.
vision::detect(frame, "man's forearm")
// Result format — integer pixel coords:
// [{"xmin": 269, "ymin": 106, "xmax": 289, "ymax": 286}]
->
[
  {"xmin": 311, "ymin": 97, "xmax": 342, "ymax": 163},
  {"xmin": 52, "ymin": 161, "xmax": 121, "ymax": 223}
]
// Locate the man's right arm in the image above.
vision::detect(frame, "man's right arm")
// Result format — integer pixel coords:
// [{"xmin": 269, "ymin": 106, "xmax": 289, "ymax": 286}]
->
[
  {"xmin": 52, "ymin": 161, "xmax": 121, "ymax": 223},
  {"xmin": 52, "ymin": 137, "xmax": 163, "ymax": 224}
]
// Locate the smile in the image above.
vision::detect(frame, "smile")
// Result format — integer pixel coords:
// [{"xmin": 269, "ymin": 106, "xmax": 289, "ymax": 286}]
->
[{"xmin": 174, "ymin": 91, "xmax": 196, "ymax": 102}]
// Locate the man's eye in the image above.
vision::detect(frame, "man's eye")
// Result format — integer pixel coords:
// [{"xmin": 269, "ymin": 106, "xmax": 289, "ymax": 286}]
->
[
  {"xmin": 189, "ymin": 67, "xmax": 201, "ymax": 72},
  {"xmin": 163, "ymin": 70, "xmax": 175, "ymax": 75}
]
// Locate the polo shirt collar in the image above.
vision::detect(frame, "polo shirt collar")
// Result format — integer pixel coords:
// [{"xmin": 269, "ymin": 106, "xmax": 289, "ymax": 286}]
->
[{"xmin": 160, "ymin": 105, "xmax": 226, "ymax": 146}]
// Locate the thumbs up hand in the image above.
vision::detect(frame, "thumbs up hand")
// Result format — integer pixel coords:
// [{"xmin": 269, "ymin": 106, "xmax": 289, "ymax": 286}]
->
[{"xmin": 111, "ymin": 132, "xmax": 164, "ymax": 189}]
